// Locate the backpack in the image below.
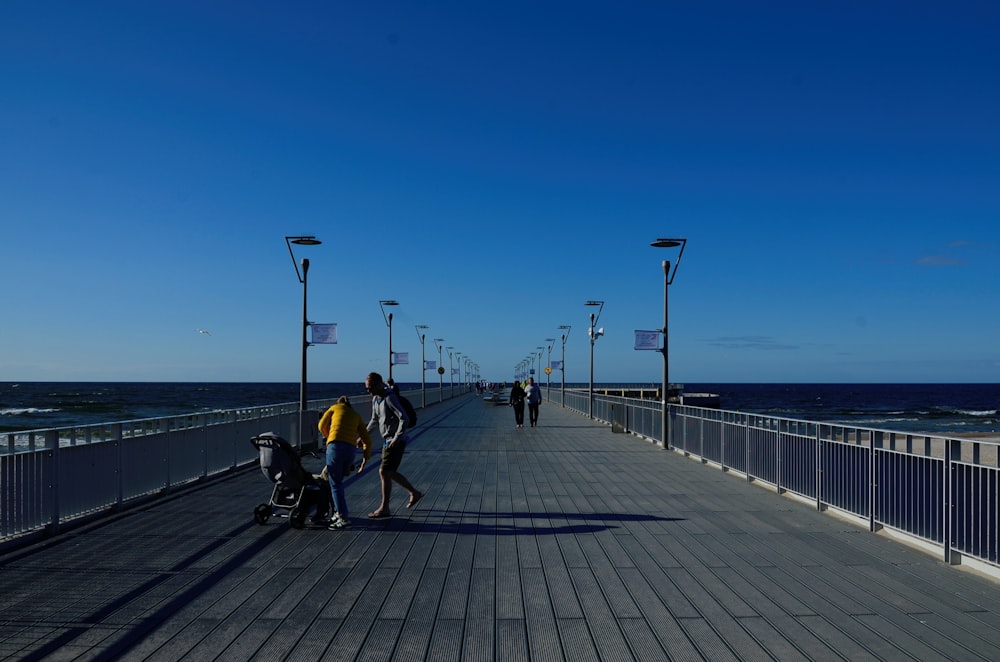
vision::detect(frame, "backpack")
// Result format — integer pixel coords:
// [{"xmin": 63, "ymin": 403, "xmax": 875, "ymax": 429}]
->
[{"xmin": 394, "ymin": 393, "xmax": 418, "ymax": 428}]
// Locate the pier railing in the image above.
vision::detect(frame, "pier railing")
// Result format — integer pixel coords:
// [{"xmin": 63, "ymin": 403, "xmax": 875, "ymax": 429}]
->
[
  {"xmin": 548, "ymin": 386, "xmax": 1000, "ymax": 574},
  {"xmin": 0, "ymin": 387, "xmax": 454, "ymax": 549},
  {"xmin": 5, "ymin": 384, "xmax": 998, "ymax": 575}
]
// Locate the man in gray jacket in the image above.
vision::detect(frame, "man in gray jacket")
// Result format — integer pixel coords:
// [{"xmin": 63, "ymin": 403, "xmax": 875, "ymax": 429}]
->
[{"xmin": 365, "ymin": 372, "xmax": 423, "ymax": 518}]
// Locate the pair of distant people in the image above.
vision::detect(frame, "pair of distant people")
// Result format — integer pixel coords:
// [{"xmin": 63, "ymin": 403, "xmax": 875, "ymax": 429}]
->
[
  {"xmin": 317, "ymin": 372, "xmax": 423, "ymax": 529},
  {"xmin": 509, "ymin": 377, "xmax": 542, "ymax": 428}
]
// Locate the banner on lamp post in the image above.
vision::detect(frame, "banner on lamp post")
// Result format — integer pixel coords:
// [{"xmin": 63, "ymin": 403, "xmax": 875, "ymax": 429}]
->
[
  {"xmin": 310, "ymin": 323, "xmax": 338, "ymax": 344},
  {"xmin": 550, "ymin": 360, "xmax": 562, "ymax": 370},
  {"xmin": 424, "ymin": 360, "xmax": 436, "ymax": 370},
  {"xmin": 393, "ymin": 352, "xmax": 409, "ymax": 365},
  {"xmin": 634, "ymin": 330, "xmax": 661, "ymax": 350}
]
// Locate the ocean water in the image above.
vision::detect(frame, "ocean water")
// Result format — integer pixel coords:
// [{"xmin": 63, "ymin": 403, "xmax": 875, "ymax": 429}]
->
[
  {"xmin": 2, "ymin": 381, "xmax": 999, "ymax": 436},
  {"xmin": 689, "ymin": 383, "xmax": 1000, "ymax": 436}
]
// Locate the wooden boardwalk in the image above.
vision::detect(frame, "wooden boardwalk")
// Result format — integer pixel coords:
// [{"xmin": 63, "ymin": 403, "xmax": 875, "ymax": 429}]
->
[{"xmin": 3, "ymin": 394, "xmax": 1000, "ymax": 660}]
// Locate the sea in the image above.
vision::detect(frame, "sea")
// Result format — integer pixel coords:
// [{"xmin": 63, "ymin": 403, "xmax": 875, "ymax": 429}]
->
[{"xmin": 2, "ymin": 382, "xmax": 999, "ymax": 437}]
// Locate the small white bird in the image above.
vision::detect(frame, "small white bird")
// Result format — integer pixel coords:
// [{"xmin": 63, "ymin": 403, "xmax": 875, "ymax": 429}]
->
[{"xmin": 197, "ymin": 329, "xmax": 212, "ymax": 336}]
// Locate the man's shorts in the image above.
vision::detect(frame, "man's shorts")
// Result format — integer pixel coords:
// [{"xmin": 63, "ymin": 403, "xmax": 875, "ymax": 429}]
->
[{"xmin": 381, "ymin": 440, "xmax": 406, "ymax": 472}]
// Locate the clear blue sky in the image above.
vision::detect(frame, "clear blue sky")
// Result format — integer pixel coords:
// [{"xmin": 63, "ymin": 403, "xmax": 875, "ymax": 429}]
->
[{"xmin": 3, "ymin": 1, "xmax": 999, "ymax": 384}]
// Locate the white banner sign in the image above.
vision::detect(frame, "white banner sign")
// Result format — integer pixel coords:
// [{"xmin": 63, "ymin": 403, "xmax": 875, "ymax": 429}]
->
[
  {"xmin": 310, "ymin": 323, "xmax": 338, "ymax": 344},
  {"xmin": 424, "ymin": 360, "xmax": 436, "ymax": 370},
  {"xmin": 634, "ymin": 330, "xmax": 661, "ymax": 350},
  {"xmin": 550, "ymin": 360, "xmax": 562, "ymax": 370},
  {"xmin": 452, "ymin": 368, "xmax": 459, "ymax": 375},
  {"xmin": 393, "ymin": 352, "xmax": 409, "ymax": 365}
]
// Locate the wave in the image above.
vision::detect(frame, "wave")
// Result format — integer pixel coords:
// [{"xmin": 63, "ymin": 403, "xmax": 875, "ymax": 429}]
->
[{"xmin": 1, "ymin": 407, "xmax": 60, "ymax": 416}]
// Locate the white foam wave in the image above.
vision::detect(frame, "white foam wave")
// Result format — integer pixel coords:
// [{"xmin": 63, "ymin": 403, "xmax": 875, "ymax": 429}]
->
[{"xmin": 1, "ymin": 407, "xmax": 59, "ymax": 416}]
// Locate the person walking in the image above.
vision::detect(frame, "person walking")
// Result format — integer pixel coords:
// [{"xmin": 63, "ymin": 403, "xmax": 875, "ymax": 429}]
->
[
  {"xmin": 525, "ymin": 377, "xmax": 542, "ymax": 427},
  {"xmin": 509, "ymin": 380, "xmax": 527, "ymax": 428},
  {"xmin": 364, "ymin": 372, "xmax": 423, "ymax": 519},
  {"xmin": 318, "ymin": 396, "xmax": 372, "ymax": 530}
]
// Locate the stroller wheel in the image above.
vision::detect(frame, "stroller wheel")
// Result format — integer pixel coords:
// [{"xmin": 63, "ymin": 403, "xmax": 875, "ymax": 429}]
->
[
  {"xmin": 253, "ymin": 503, "xmax": 271, "ymax": 525},
  {"xmin": 289, "ymin": 506, "xmax": 306, "ymax": 529}
]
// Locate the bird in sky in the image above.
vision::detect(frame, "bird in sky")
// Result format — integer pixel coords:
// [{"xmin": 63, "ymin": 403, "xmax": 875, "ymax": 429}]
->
[{"xmin": 196, "ymin": 329, "xmax": 212, "ymax": 336}]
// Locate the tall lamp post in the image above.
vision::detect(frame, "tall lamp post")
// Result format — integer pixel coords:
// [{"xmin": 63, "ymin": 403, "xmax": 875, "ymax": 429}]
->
[
  {"xmin": 415, "ymin": 325, "xmax": 428, "ymax": 407},
  {"xmin": 285, "ymin": 235, "xmax": 322, "ymax": 448},
  {"xmin": 446, "ymin": 347, "xmax": 455, "ymax": 398},
  {"xmin": 379, "ymin": 300, "xmax": 399, "ymax": 381},
  {"xmin": 651, "ymin": 238, "xmax": 687, "ymax": 450},
  {"xmin": 585, "ymin": 300, "xmax": 604, "ymax": 419},
  {"xmin": 545, "ymin": 338, "xmax": 555, "ymax": 394},
  {"xmin": 558, "ymin": 325, "xmax": 571, "ymax": 407},
  {"xmin": 536, "ymin": 346, "xmax": 545, "ymax": 387},
  {"xmin": 433, "ymin": 338, "xmax": 445, "ymax": 402}
]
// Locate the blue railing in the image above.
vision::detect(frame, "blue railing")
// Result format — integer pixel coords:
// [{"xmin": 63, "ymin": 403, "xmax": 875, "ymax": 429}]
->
[{"xmin": 548, "ymin": 386, "xmax": 1000, "ymax": 572}]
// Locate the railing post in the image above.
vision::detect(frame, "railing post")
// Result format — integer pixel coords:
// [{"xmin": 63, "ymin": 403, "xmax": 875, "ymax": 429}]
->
[
  {"xmin": 945, "ymin": 438, "xmax": 958, "ymax": 565},
  {"xmin": 869, "ymin": 432, "xmax": 876, "ymax": 532},
  {"xmin": 720, "ymin": 413, "xmax": 727, "ymax": 472},
  {"xmin": 114, "ymin": 423, "xmax": 123, "ymax": 508},
  {"xmin": 815, "ymin": 427, "xmax": 822, "ymax": 511},
  {"xmin": 46, "ymin": 430, "xmax": 59, "ymax": 533},
  {"xmin": 776, "ymin": 422, "xmax": 783, "ymax": 495},
  {"xmin": 745, "ymin": 414, "xmax": 751, "ymax": 483}
]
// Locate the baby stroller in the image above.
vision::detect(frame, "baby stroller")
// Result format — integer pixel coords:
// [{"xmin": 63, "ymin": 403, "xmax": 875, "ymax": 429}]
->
[{"xmin": 251, "ymin": 432, "xmax": 330, "ymax": 528}]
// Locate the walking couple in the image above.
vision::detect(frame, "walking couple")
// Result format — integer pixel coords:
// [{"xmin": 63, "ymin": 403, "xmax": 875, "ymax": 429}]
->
[
  {"xmin": 318, "ymin": 371, "xmax": 423, "ymax": 529},
  {"xmin": 510, "ymin": 377, "xmax": 542, "ymax": 428}
]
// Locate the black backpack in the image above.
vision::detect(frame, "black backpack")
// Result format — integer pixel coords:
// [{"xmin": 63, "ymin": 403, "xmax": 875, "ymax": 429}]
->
[{"xmin": 394, "ymin": 393, "xmax": 418, "ymax": 428}]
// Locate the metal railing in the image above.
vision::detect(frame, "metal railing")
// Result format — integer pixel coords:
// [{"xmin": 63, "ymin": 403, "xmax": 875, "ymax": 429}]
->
[
  {"xmin": 1, "ymin": 386, "xmax": 455, "ymax": 547},
  {"xmin": 548, "ymin": 387, "xmax": 1000, "ymax": 572}
]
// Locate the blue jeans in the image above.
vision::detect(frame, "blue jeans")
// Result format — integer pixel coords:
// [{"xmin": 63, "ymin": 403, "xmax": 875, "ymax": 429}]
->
[{"xmin": 326, "ymin": 442, "xmax": 356, "ymax": 519}]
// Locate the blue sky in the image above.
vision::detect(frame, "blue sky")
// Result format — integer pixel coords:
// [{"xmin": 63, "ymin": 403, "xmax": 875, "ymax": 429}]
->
[{"xmin": 2, "ymin": 1, "xmax": 999, "ymax": 385}]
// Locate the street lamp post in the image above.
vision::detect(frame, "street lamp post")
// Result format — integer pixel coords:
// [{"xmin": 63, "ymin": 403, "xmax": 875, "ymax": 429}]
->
[
  {"xmin": 558, "ymin": 325, "xmax": 571, "ymax": 407},
  {"xmin": 433, "ymin": 338, "xmax": 445, "ymax": 403},
  {"xmin": 415, "ymin": 325, "xmax": 428, "ymax": 407},
  {"xmin": 446, "ymin": 347, "xmax": 455, "ymax": 398},
  {"xmin": 285, "ymin": 235, "xmax": 322, "ymax": 448},
  {"xmin": 545, "ymin": 338, "xmax": 555, "ymax": 394},
  {"xmin": 585, "ymin": 300, "xmax": 604, "ymax": 419},
  {"xmin": 379, "ymin": 300, "xmax": 399, "ymax": 382},
  {"xmin": 536, "ymin": 346, "xmax": 544, "ymax": 388},
  {"xmin": 651, "ymin": 238, "xmax": 687, "ymax": 450}
]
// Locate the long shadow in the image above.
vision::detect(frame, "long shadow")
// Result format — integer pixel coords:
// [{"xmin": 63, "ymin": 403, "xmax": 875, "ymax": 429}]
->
[
  {"xmin": 22, "ymin": 520, "xmax": 285, "ymax": 660},
  {"xmin": 368, "ymin": 510, "xmax": 685, "ymax": 536}
]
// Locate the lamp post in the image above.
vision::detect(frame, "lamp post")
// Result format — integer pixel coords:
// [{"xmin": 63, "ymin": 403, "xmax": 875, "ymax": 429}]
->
[
  {"xmin": 447, "ymin": 347, "xmax": 455, "ymax": 398},
  {"xmin": 433, "ymin": 338, "xmax": 445, "ymax": 403},
  {"xmin": 285, "ymin": 235, "xmax": 322, "ymax": 448},
  {"xmin": 651, "ymin": 238, "xmax": 687, "ymax": 450},
  {"xmin": 545, "ymin": 338, "xmax": 555, "ymax": 394},
  {"xmin": 558, "ymin": 325, "xmax": 571, "ymax": 407},
  {"xmin": 379, "ymin": 300, "xmax": 399, "ymax": 382},
  {"xmin": 415, "ymin": 325, "xmax": 428, "ymax": 407},
  {"xmin": 455, "ymin": 352, "xmax": 463, "ymax": 391},
  {"xmin": 585, "ymin": 300, "xmax": 604, "ymax": 419},
  {"xmin": 536, "ymin": 346, "xmax": 544, "ymax": 388}
]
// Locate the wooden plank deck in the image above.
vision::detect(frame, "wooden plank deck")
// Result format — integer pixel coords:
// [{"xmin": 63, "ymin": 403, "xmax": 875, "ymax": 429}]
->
[{"xmin": 3, "ymin": 393, "xmax": 1000, "ymax": 660}]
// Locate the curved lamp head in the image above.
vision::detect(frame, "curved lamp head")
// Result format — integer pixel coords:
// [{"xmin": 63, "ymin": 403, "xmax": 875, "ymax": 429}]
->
[
  {"xmin": 379, "ymin": 299, "xmax": 399, "ymax": 325},
  {"xmin": 651, "ymin": 237, "xmax": 687, "ymax": 284},
  {"xmin": 584, "ymin": 300, "xmax": 605, "ymax": 326},
  {"xmin": 285, "ymin": 235, "xmax": 322, "ymax": 282}
]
